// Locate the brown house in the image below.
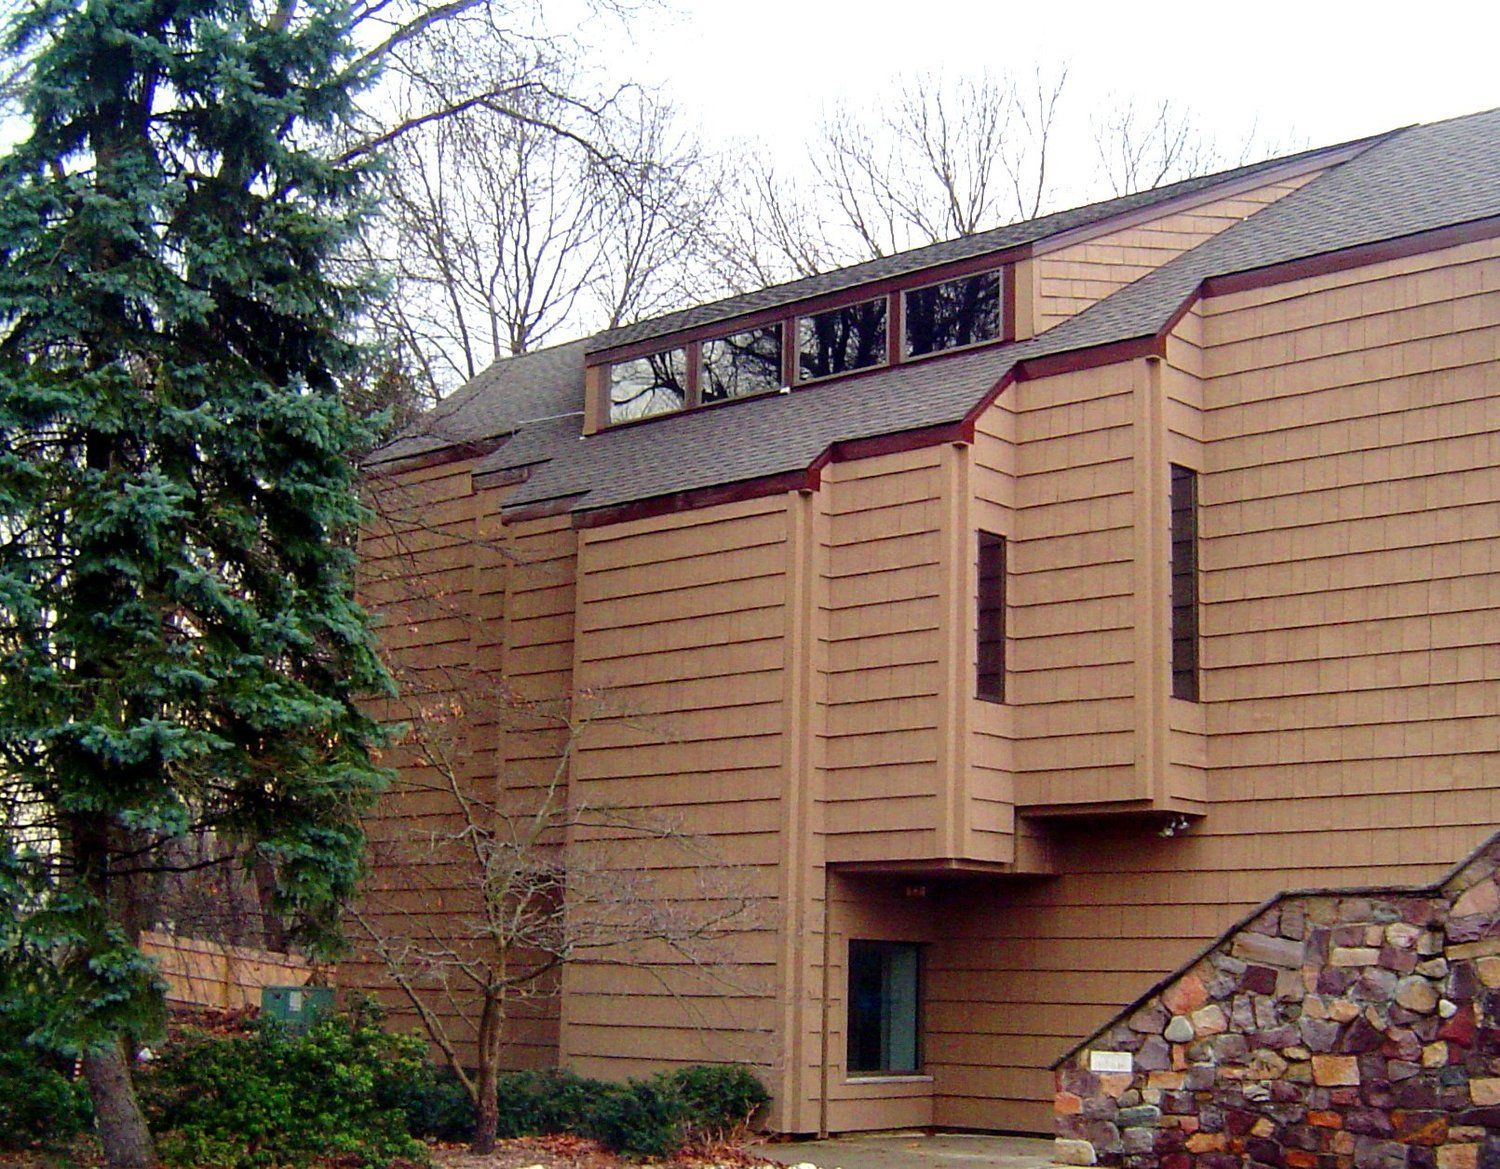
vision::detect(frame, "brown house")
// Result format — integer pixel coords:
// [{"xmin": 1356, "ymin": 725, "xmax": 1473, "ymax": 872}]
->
[{"xmin": 352, "ymin": 109, "xmax": 1500, "ymax": 1138}]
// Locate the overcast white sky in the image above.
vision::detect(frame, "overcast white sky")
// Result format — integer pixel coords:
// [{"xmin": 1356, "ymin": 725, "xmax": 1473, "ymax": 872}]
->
[{"xmin": 578, "ymin": 0, "xmax": 1500, "ymax": 207}]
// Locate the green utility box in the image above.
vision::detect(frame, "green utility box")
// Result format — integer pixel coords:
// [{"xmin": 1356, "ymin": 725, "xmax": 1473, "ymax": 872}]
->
[{"xmin": 261, "ymin": 985, "xmax": 335, "ymax": 1031}]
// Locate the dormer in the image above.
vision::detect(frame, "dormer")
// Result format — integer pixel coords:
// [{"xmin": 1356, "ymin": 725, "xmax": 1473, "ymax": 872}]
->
[
  {"xmin": 578, "ymin": 135, "xmax": 1370, "ymax": 436},
  {"xmin": 582, "ymin": 260, "xmax": 1016, "ymax": 434}
]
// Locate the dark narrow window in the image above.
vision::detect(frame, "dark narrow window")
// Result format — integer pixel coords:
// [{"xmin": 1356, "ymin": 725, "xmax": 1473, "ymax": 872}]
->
[
  {"xmin": 847, "ymin": 941, "xmax": 921, "ymax": 1075},
  {"xmin": 904, "ymin": 270, "xmax": 1002, "ymax": 357},
  {"xmin": 1170, "ymin": 464, "xmax": 1200, "ymax": 701},
  {"xmin": 977, "ymin": 531, "xmax": 1006, "ymax": 702}
]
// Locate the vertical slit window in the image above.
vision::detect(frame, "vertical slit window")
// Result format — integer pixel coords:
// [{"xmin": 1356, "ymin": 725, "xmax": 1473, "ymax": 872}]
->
[
  {"xmin": 977, "ymin": 531, "xmax": 1006, "ymax": 703},
  {"xmin": 1170, "ymin": 464, "xmax": 1200, "ymax": 701}
]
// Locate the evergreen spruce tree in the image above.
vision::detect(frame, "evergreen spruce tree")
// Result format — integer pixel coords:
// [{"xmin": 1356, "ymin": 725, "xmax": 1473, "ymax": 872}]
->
[{"xmin": 0, "ymin": 3, "xmax": 391, "ymax": 1164}]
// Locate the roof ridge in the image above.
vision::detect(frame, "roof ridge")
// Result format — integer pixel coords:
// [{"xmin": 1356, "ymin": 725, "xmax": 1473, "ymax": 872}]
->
[{"xmin": 583, "ymin": 126, "xmax": 1395, "ymax": 356}]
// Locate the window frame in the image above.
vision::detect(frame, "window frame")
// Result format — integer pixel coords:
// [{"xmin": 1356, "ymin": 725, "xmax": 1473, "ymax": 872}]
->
[
  {"xmin": 795, "ymin": 295, "xmax": 891, "ymax": 385},
  {"xmin": 591, "ymin": 262, "xmax": 1013, "ymax": 429},
  {"xmin": 1170, "ymin": 463, "xmax": 1200, "ymax": 702},
  {"xmin": 846, "ymin": 939, "xmax": 923, "ymax": 1077},
  {"xmin": 901, "ymin": 268, "xmax": 1006, "ymax": 362},
  {"xmin": 606, "ymin": 345, "xmax": 691, "ymax": 425},
  {"xmin": 700, "ymin": 323, "xmax": 785, "ymax": 405},
  {"xmin": 976, "ymin": 530, "xmax": 1007, "ymax": 703}
]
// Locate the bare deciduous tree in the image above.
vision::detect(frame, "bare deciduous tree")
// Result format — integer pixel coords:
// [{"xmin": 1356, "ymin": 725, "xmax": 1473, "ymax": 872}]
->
[
  {"xmin": 718, "ymin": 66, "xmax": 1069, "ymax": 287},
  {"xmin": 360, "ymin": 21, "xmax": 725, "ymax": 402},
  {"xmin": 1090, "ymin": 96, "xmax": 1222, "ymax": 197},
  {"xmin": 352, "ymin": 676, "xmax": 756, "ymax": 1153},
  {"xmin": 593, "ymin": 93, "xmax": 729, "ymax": 328},
  {"xmin": 353, "ymin": 471, "xmax": 761, "ymax": 1157},
  {"xmin": 713, "ymin": 67, "xmax": 1300, "ymax": 291}
]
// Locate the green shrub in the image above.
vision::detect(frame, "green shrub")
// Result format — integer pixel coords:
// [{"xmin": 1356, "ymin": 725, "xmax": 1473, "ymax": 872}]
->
[
  {"xmin": 290, "ymin": 1054, "xmax": 771, "ymax": 1159},
  {"xmin": 661, "ymin": 1064, "xmax": 769, "ymax": 1140},
  {"xmin": 376, "ymin": 1063, "xmax": 474, "ymax": 1142},
  {"xmin": 0, "ymin": 1045, "xmax": 93, "ymax": 1149},
  {"xmin": 0, "ymin": 1010, "xmax": 93, "ymax": 1149},
  {"xmin": 492, "ymin": 1068, "xmax": 600, "ymax": 1139},
  {"xmin": 143, "ymin": 1013, "xmax": 428, "ymax": 1168},
  {"xmin": 485, "ymin": 1064, "xmax": 769, "ymax": 1158},
  {"xmin": 583, "ymin": 1077, "xmax": 686, "ymax": 1159}
]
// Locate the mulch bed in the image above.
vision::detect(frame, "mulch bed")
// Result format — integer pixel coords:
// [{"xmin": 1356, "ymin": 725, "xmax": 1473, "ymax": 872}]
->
[
  {"xmin": 0, "ymin": 1135, "xmax": 777, "ymax": 1169},
  {"xmin": 430, "ymin": 1134, "xmax": 776, "ymax": 1169},
  {"xmin": 7, "ymin": 1008, "xmax": 777, "ymax": 1169}
]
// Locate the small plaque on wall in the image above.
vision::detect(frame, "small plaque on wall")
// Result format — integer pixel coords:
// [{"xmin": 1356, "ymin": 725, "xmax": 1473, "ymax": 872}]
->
[{"xmin": 1089, "ymin": 1051, "xmax": 1133, "ymax": 1074}]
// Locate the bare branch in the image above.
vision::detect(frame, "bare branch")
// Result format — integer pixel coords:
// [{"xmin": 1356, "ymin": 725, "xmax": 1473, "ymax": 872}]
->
[{"xmin": 352, "ymin": 475, "xmax": 765, "ymax": 1153}]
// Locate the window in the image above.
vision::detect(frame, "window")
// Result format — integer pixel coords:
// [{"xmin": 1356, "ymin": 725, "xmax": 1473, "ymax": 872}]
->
[
  {"xmin": 977, "ymin": 531, "xmax": 1006, "ymax": 702},
  {"xmin": 798, "ymin": 297, "xmax": 887, "ymax": 381},
  {"xmin": 609, "ymin": 349, "xmax": 687, "ymax": 423},
  {"xmin": 1170, "ymin": 464, "xmax": 1199, "ymax": 701},
  {"xmin": 595, "ymin": 265, "xmax": 1014, "ymax": 426},
  {"xmin": 905, "ymin": 270, "xmax": 1002, "ymax": 357},
  {"xmin": 702, "ymin": 324, "xmax": 783, "ymax": 402},
  {"xmin": 847, "ymin": 940, "xmax": 921, "ymax": 1075}
]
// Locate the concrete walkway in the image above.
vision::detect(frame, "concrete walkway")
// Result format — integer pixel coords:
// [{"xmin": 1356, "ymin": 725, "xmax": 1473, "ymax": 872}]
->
[{"xmin": 755, "ymin": 1132, "xmax": 1061, "ymax": 1169}]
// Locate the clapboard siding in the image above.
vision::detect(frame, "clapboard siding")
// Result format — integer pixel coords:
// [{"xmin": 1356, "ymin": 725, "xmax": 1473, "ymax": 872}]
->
[
  {"xmin": 1008, "ymin": 363, "xmax": 1139, "ymax": 807},
  {"xmin": 561, "ymin": 496, "xmax": 789, "ymax": 1081},
  {"xmin": 821, "ymin": 450, "xmax": 947, "ymax": 862},
  {"xmin": 921, "ymin": 234, "xmax": 1500, "ymax": 1134},
  {"xmin": 349, "ymin": 458, "xmax": 563, "ymax": 1071}
]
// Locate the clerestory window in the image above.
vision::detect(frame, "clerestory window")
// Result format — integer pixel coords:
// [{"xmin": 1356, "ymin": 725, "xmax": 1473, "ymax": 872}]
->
[
  {"xmin": 905, "ymin": 270, "xmax": 1003, "ymax": 358},
  {"xmin": 798, "ymin": 297, "xmax": 888, "ymax": 381},
  {"xmin": 609, "ymin": 349, "xmax": 687, "ymax": 423},
  {"xmin": 702, "ymin": 324, "xmax": 783, "ymax": 402},
  {"xmin": 595, "ymin": 264, "xmax": 1009, "ymax": 428}
]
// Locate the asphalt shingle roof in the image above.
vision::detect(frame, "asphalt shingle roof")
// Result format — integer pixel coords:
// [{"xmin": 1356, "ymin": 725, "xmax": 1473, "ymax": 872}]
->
[
  {"xmin": 585, "ymin": 138, "xmax": 1385, "ymax": 355},
  {"xmin": 371, "ymin": 109, "xmax": 1500, "ymax": 517},
  {"xmin": 365, "ymin": 340, "xmax": 587, "ymax": 466}
]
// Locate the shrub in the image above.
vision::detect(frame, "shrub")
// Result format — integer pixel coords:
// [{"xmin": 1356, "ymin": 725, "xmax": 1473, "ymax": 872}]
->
[
  {"xmin": 0, "ymin": 1010, "xmax": 93, "ymax": 1150},
  {"xmin": 484, "ymin": 1064, "xmax": 769, "ymax": 1158},
  {"xmin": 661, "ymin": 1064, "xmax": 769, "ymax": 1140},
  {"xmin": 376, "ymin": 1064, "xmax": 474, "ymax": 1142},
  {"xmin": 0, "ymin": 1045, "xmax": 93, "ymax": 1149},
  {"xmin": 492, "ymin": 1068, "xmax": 600, "ymax": 1139},
  {"xmin": 143, "ymin": 1013, "xmax": 429, "ymax": 1168},
  {"xmin": 303, "ymin": 1055, "xmax": 772, "ymax": 1158},
  {"xmin": 583, "ymin": 1077, "xmax": 686, "ymax": 1159}
]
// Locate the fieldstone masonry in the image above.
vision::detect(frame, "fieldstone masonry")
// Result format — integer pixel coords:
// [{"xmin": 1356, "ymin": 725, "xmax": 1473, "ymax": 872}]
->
[{"xmin": 1054, "ymin": 833, "xmax": 1500, "ymax": 1169}]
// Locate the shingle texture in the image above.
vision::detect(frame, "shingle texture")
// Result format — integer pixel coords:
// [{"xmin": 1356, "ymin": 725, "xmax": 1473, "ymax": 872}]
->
[
  {"xmin": 364, "ymin": 339, "xmax": 587, "ymax": 466},
  {"xmin": 371, "ymin": 109, "xmax": 1500, "ymax": 515}
]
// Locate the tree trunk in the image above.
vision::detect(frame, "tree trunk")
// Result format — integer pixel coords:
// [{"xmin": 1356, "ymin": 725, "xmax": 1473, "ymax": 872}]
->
[
  {"xmin": 83, "ymin": 1038, "xmax": 156, "ymax": 1169},
  {"xmin": 253, "ymin": 854, "xmax": 288, "ymax": 953},
  {"xmin": 470, "ymin": 1056, "xmax": 500, "ymax": 1155},
  {"xmin": 469, "ymin": 991, "xmax": 502, "ymax": 1155}
]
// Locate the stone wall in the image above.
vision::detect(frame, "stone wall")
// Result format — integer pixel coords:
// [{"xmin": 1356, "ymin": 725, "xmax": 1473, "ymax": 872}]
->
[{"xmin": 1053, "ymin": 833, "xmax": 1500, "ymax": 1169}]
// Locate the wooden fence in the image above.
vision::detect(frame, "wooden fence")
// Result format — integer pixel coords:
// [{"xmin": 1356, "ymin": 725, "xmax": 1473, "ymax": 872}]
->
[{"xmin": 141, "ymin": 930, "xmax": 328, "ymax": 1011}]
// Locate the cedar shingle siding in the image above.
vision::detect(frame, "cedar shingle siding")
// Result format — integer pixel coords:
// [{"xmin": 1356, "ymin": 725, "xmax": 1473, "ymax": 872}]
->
[{"xmin": 354, "ymin": 110, "xmax": 1500, "ymax": 1138}]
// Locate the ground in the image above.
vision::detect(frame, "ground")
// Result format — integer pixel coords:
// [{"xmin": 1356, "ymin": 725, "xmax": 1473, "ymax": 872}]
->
[
  {"xmin": 0, "ymin": 1136, "xmax": 775, "ymax": 1169},
  {"xmin": 1, "ymin": 1132, "xmax": 1063, "ymax": 1169},
  {"xmin": 432, "ymin": 1135, "xmax": 775, "ymax": 1169}
]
